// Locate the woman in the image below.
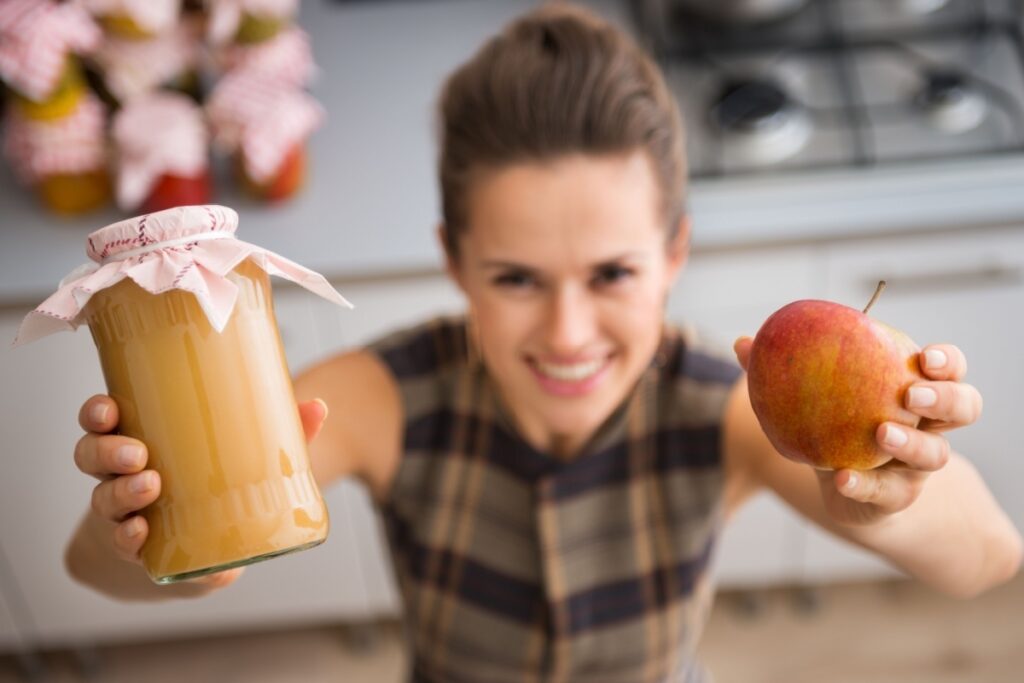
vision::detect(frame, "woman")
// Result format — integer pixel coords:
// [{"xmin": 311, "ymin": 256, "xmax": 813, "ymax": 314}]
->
[{"xmin": 65, "ymin": 4, "xmax": 1021, "ymax": 682}]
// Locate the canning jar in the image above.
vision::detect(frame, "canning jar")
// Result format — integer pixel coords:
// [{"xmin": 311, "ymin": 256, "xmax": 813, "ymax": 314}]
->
[{"xmin": 14, "ymin": 205, "xmax": 352, "ymax": 584}]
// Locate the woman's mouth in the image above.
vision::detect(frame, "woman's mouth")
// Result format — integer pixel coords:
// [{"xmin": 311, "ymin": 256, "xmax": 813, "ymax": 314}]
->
[{"xmin": 528, "ymin": 355, "xmax": 612, "ymax": 396}]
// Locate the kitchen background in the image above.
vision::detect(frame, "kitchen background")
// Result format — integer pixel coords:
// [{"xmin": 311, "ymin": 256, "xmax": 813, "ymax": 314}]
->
[{"xmin": 1, "ymin": 0, "xmax": 1023, "ymax": 681}]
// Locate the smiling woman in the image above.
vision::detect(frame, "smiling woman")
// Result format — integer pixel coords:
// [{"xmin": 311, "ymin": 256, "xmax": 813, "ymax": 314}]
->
[
  {"xmin": 451, "ymin": 152, "xmax": 688, "ymax": 456},
  {"xmin": 62, "ymin": 2, "xmax": 1021, "ymax": 682}
]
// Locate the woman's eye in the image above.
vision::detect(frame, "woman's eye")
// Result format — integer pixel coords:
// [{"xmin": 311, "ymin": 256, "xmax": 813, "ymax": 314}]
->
[
  {"xmin": 593, "ymin": 265, "xmax": 634, "ymax": 286},
  {"xmin": 493, "ymin": 271, "xmax": 536, "ymax": 289}
]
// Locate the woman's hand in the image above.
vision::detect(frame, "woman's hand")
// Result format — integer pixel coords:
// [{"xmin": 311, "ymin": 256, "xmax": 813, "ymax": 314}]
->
[
  {"xmin": 733, "ymin": 337, "xmax": 983, "ymax": 526},
  {"xmin": 73, "ymin": 394, "xmax": 329, "ymax": 588}
]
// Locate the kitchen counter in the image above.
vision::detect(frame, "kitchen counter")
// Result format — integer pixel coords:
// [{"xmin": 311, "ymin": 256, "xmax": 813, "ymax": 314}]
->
[{"xmin": 3, "ymin": 0, "xmax": 1024, "ymax": 308}]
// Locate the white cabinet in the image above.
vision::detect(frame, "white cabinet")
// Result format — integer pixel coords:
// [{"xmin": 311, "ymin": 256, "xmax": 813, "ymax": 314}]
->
[
  {"xmin": 799, "ymin": 225, "xmax": 1024, "ymax": 583},
  {"xmin": 0, "ymin": 549, "xmax": 23, "ymax": 651},
  {"xmin": 669, "ymin": 245, "xmax": 829, "ymax": 587}
]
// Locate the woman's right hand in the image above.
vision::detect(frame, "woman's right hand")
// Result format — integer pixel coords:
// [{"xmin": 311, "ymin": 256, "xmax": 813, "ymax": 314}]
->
[
  {"xmin": 73, "ymin": 394, "xmax": 329, "ymax": 590},
  {"xmin": 74, "ymin": 395, "xmax": 244, "ymax": 589}
]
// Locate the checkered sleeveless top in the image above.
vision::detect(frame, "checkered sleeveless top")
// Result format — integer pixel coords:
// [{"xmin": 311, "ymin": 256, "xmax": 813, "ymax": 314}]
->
[{"xmin": 369, "ymin": 316, "xmax": 741, "ymax": 683}]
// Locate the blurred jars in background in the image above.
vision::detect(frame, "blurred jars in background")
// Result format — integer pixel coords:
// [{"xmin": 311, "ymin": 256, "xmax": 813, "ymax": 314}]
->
[
  {"xmin": 85, "ymin": 0, "xmax": 181, "ymax": 39},
  {"xmin": 3, "ymin": 95, "xmax": 111, "ymax": 215},
  {"xmin": 207, "ymin": 70, "xmax": 322, "ymax": 203},
  {"xmin": 85, "ymin": 0, "xmax": 203, "ymax": 106},
  {"xmin": 112, "ymin": 92, "xmax": 212, "ymax": 213},
  {"xmin": 0, "ymin": 0, "xmax": 110, "ymax": 215},
  {"xmin": 206, "ymin": 0, "xmax": 299, "ymax": 48}
]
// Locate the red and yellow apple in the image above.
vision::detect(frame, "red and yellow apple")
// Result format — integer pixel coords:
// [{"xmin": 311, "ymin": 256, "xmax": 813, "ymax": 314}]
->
[{"xmin": 746, "ymin": 284, "xmax": 924, "ymax": 470}]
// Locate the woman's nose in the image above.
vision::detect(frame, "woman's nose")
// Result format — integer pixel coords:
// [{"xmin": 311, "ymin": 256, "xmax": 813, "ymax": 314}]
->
[{"xmin": 544, "ymin": 285, "xmax": 596, "ymax": 356}]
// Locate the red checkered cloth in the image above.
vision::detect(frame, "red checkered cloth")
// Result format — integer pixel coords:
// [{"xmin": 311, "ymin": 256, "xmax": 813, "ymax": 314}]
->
[
  {"xmin": 82, "ymin": 0, "xmax": 182, "ymax": 35},
  {"xmin": 207, "ymin": 0, "xmax": 299, "ymax": 45},
  {"xmin": 0, "ymin": 0, "xmax": 101, "ymax": 102},
  {"xmin": 91, "ymin": 23, "xmax": 200, "ymax": 102},
  {"xmin": 3, "ymin": 94, "xmax": 108, "ymax": 184},
  {"xmin": 218, "ymin": 26, "xmax": 315, "ymax": 87},
  {"xmin": 206, "ymin": 71, "xmax": 323, "ymax": 184}
]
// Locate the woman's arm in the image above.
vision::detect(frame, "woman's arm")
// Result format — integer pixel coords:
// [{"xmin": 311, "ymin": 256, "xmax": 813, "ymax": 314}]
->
[{"xmin": 723, "ymin": 349, "xmax": 1022, "ymax": 599}]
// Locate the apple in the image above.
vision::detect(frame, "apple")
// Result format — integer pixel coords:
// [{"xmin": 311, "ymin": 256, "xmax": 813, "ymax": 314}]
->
[{"xmin": 746, "ymin": 282, "xmax": 924, "ymax": 470}]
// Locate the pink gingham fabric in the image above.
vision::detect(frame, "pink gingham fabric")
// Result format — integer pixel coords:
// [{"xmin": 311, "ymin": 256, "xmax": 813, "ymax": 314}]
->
[
  {"xmin": 0, "ymin": 0, "xmax": 101, "ymax": 102},
  {"xmin": 82, "ymin": 0, "xmax": 182, "ymax": 35},
  {"xmin": 112, "ymin": 92, "xmax": 208, "ymax": 210},
  {"xmin": 206, "ymin": 71, "xmax": 323, "ymax": 184},
  {"xmin": 92, "ymin": 23, "xmax": 199, "ymax": 102},
  {"xmin": 207, "ymin": 0, "xmax": 299, "ymax": 45},
  {"xmin": 218, "ymin": 26, "xmax": 316, "ymax": 87},
  {"xmin": 2, "ymin": 94, "xmax": 108, "ymax": 183},
  {"xmin": 13, "ymin": 204, "xmax": 352, "ymax": 347}
]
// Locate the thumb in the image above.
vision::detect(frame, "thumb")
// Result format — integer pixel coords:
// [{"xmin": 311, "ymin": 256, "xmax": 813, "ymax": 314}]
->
[
  {"xmin": 733, "ymin": 336, "xmax": 753, "ymax": 371},
  {"xmin": 298, "ymin": 398, "xmax": 328, "ymax": 443}
]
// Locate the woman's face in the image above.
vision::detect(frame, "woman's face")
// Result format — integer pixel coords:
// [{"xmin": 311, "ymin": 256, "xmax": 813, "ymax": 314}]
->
[{"xmin": 448, "ymin": 150, "xmax": 688, "ymax": 456}]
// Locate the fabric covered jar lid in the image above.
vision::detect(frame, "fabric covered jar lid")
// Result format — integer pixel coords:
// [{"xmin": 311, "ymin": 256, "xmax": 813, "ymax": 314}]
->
[
  {"xmin": 13, "ymin": 205, "xmax": 352, "ymax": 346},
  {"xmin": 112, "ymin": 92, "xmax": 207, "ymax": 210},
  {"xmin": 0, "ymin": 0, "xmax": 101, "ymax": 102},
  {"xmin": 82, "ymin": 0, "xmax": 182, "ymax": 35}
]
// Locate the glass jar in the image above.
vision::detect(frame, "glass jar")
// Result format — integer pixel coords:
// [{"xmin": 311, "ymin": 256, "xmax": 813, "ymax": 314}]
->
[
  {"xmin": 84, "ymin": 258, "xmax": 326, "ymax": 583},
  {"xmin": 237, "ymin": 142, "xmax": 306, "ymax": 202},
  {"xmin": 15, "ymin": 205, "xmax": 351, "ymax": 584}
]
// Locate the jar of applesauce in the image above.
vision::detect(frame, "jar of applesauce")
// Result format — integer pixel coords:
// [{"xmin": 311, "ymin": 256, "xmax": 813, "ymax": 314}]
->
[{"xmin": 14, "ymin": 205, "xmax": 352, "ymax": 584}]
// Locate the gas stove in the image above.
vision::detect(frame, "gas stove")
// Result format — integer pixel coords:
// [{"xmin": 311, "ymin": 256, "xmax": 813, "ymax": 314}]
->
[{"xmin": 632, "ymin": 0, "xmax": 1024, "ymax": 180}]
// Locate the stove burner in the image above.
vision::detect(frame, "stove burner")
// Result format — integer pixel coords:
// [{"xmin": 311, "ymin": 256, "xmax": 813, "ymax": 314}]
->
[
  {"xmin": 710, "ymin": 78, "xmax": 812, "ymax": 164},
  {"xmin": 898, "ymin": 0, "xmax": 950, "ymax": 15},
  {"xmin": 916, "ymin": 69, "xmax": 987, "ymax": 133}
]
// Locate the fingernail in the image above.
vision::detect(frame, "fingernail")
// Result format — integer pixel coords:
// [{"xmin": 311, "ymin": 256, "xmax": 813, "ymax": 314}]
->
[
  {"xmin": 845, "ymin": 472, "xmax": 859, "ymax": 491},
  {"xmin": 129, "ymin": 472, "xmax": 152, "ymax": 494},
  {"xmin": 314, "ymin": 398, "xmax": 329, "ymax": 419},
  {"xmin": 924, "ymin": 349, "xmax": 947, "ymax": 370},
  {"xmin": 124, "ymin": 517, "xmax": 143, "ymax": 538},
  {"xmin": 91, "ymin": 403, "xmax": 109, "ymax": 424},
  {"xmin": 117, "ymin": 445, "xmax": 142, "ymax": 469},
  {"xmin": 883, "ymin": 424, "xmax": 908, "ymax": 448},
  {"xmin": 908, "ymin": 386, "xmax": 937, "ymax": 408}
]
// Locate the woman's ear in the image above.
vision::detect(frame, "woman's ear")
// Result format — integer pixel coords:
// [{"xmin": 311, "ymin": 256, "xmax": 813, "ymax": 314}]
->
[{"xmin": 666, "ymin": 215, "xmax": 691, "ymax": 281}]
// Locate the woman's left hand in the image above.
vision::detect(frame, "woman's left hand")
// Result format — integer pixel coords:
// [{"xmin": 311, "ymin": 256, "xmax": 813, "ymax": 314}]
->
[{"xmin": 734, "ymin": 338, "xmax": 984, "ymax": 526}]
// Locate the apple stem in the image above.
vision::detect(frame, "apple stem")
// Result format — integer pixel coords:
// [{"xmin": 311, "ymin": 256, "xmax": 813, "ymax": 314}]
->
[{"xmin": 863, "ymin": 280, "xmax": 887, "ymax": 314}]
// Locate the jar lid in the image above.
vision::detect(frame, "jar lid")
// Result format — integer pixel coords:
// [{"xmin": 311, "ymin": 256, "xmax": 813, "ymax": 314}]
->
[
  {"xmin": 207, "ymin": 71, "xmax": 323, "ymax": 183},
  {"xmin": 82, "ymin": 0, "xmax": 182, "ymax": 35},
  {"xmin": 93, "ymin": 23, "xmax": 199, "ymax": 103},
  {"xmin": 2, "ymin": 94, "xmax": 108, "ymax": 184},
  {"xmin": 13, "ymin": 205, "xmax": 352, "ymax": 346},
  {"xmin": 0, "ymin": 0, "xmax": 101, "ymax": 102},
  {"xmin": 207, "ymin": 0, "xmax": 300, "ymax": 45},
  {"xmin": 218, "ymin": 26, "xmax": 316, "ymax": 88},
  {"xmin": 112, "ymin": 92, "xmax": 207, "ymax": 210}
]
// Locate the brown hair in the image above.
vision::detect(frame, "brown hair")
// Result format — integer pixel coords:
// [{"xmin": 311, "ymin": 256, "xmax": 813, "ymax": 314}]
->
[{"xmin": 437, "ymin": 2, "xmax": 687, "ymax": 259}]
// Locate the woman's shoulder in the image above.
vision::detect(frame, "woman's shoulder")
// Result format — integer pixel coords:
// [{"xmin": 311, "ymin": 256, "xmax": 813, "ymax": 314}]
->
[
  {"xmin": 366, "ymin": 314, "xmax": 469, "ymax": 381},
  {"xmin": 661, "ymin": 322, "xmax": 743, "ymax": 386}
]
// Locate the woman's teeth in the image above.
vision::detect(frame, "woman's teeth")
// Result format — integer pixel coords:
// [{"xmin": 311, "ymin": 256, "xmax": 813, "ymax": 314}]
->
[{"xmin": 535, "ymin": 358, "xmax": 605, "ymax": 381}]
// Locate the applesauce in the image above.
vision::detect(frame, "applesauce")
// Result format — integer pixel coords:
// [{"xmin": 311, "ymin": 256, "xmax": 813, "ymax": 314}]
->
[{"xmin": 84, "ymin": 258, "xmax": 328, "ymax": 584}]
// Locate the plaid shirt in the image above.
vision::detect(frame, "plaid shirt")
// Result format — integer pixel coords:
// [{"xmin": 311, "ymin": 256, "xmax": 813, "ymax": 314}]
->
[{"xmin": 370, "ymin": 316, "xmax": 741, "ymax": 683}]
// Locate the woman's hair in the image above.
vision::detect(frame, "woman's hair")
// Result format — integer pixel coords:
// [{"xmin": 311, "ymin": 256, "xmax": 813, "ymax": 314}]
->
[{"xmin": 437, "ymin": 1, "xmax": 687, "ymax": 259}]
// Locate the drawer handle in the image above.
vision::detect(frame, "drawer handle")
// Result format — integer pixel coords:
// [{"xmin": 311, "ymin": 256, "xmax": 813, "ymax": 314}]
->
[{"xmin": 864, "ymin": 264, "xmax": 1023, "ymax": 294}]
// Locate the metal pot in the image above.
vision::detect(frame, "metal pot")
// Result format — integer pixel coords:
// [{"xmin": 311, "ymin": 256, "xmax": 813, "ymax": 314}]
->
[{"xmin": 670, "ymin": 0, "xmax": 808, "ymax": 23}]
